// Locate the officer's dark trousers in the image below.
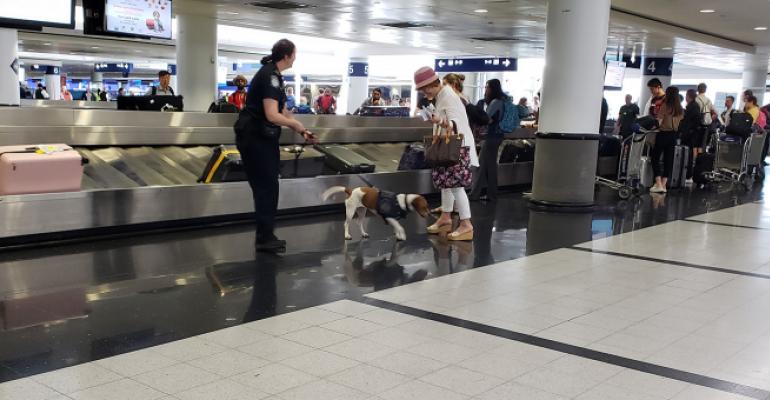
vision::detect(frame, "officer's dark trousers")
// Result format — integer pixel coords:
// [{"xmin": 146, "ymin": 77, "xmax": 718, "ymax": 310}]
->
[{"xmin": 237, "ymin": 133, "xmax": 280, "ymax": 242}]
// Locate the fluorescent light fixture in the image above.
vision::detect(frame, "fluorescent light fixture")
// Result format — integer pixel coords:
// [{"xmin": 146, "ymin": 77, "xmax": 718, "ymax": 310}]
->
[
  {"xmin": 662, "ymin": 47, "xmax": 672, "ymax": 50},
  {"xmin": 474, "ymin": 46, "xmax": 484, "ymax": 49},
  {"xmin": 699, "ymin": 9, "xmax": 715, "ymax": 13},
  {"xmin": 224, "ymin": 11, "xmax": 239, "ymax": 15},
  {"xmin": 474, "ymin": 9, "xmax": 488, "ymax": 13},
  {"xmin": 755, "ymin": 26, "xmax": 768, "ymax": 31}
]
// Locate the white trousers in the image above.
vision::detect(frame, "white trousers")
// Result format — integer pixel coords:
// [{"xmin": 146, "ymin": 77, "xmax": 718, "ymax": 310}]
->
[{"xmin": 441, "ymin": 187, "xmax": 471, "ymax": 220}]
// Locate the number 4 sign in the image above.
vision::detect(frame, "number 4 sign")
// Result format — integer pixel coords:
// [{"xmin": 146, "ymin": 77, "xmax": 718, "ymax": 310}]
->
[{"xmin": 642, "ymin": 58, "xmax": 674, "ymax": 77}]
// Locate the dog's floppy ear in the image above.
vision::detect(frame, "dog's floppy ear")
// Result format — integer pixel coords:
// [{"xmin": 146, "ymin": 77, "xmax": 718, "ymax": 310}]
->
[{"xmin": 412, "ymin": 196, "xmax": 430, "ymax": 218}]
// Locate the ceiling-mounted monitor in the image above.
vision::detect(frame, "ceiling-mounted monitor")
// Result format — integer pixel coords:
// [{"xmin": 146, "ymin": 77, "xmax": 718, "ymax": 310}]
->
[
  {"xmin": 0, "ymin": 0, "xmax": 75, "ymax": 29},
  {"xmin": 604, "ymin": 60, "xmax": 626, "ymax": 91},
  {"xmin": 105, "ymin": 0, "xmax": 172, "ymax": 40}
]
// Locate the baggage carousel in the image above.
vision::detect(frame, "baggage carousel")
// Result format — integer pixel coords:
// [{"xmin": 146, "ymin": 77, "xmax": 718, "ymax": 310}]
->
[{"xmin": 0, "ymin": 107, "xmax": 612, "ymax": 246}]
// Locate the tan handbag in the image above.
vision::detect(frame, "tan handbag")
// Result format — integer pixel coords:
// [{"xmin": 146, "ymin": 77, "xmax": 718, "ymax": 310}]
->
[{"xmin": 424, "ymin": 120, "xmax": 463, "ymax": 167}]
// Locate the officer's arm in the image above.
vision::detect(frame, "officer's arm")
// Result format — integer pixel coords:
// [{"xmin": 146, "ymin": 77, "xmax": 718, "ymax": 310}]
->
[{"xmin": 264, "ymin": 98, "xmax": 304, "ymax": 133}]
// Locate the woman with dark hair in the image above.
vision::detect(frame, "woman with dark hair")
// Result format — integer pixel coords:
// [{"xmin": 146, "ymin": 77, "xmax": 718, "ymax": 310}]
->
[
  {"xmin": 469, "ymin": 79, "xmax": 506, "ymax": 201},
  {"xmin": 680, "ymin": 89, "xmax": 701, "ymax": 181},
  {"xmin": 236, "ymin": 38, "xmax": 317, "ymax": 253},
  {"xmin": 650, "ymin": 86, "xmax": 684, "ymax": 193}
]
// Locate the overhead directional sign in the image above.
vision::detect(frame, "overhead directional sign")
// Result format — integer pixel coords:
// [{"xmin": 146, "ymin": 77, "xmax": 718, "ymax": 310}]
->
[
  {"xmin": 94, "ymin": 63, "xmax": 133, "ymax": 73},
  {"xmin": 434, "ymin": 57, "xmax": 517, "ymax": 72}
]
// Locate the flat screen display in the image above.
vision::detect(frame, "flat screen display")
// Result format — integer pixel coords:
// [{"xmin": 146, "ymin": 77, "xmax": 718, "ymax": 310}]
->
[
  {"xmin": 0, "ymin": 0, "xmax": 75, "ymax": 29},
  {"xmin": 604, "ymin": 60, "xmax": 626, "ymax": 90},
  {"xmin": 105, "ymin": 0, "xmax": 172, "ymax": 40}
]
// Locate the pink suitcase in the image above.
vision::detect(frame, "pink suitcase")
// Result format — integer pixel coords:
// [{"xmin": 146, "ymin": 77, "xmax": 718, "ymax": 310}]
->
[{"xmin": 0, "ymin": 144, "xmax": 85, "ymax": 195}]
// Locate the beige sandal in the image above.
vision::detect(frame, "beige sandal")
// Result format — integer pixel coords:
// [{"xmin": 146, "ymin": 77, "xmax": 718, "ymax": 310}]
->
[
  {"xmin": 427, "ymin": 222, "xmax": 453, "ymax": 234},
  {"xmin": 448, "ymin": 230, "xmax": 474, "ymax": 241}
]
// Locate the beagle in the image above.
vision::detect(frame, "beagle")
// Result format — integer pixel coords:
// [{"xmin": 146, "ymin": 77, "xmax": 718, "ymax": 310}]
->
[{"xmin": 322, "ymin": 186, "xmax": 430, "ymax": 241}]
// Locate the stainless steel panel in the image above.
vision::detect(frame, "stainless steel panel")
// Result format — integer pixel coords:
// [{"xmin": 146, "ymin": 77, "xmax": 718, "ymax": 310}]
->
[
  {"xmin": 20, "ymin": 100, "xmax": 118, "ymax": 110},
  {"xmin": 0, "ymin": 175, "xmax": 366, "ymax": 238},
  {"xmin": 498, "ymin": 162, "xmax": 535, "ymax": 186},
  {"xmin": 360, "ymin": 170, "xmax": 436, "ymax": 195}
]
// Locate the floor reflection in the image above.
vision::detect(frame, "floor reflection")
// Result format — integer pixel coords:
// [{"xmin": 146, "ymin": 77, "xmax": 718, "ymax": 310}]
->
[{"xmin": 0, "ymin": 184, "xmax": 764, "ymax": 380}]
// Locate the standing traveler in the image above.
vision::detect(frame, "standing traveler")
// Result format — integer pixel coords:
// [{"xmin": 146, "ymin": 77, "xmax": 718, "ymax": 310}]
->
[
  {"xmin": 293, "ymin": 96, "xmax": 314, "ymax": 114},
  {"xmin": 61, "ymin": 86, "xmax": 73, "ymax": 101},
  {"xmin": 721, "ymin": 95, "xmax": 737, "ymax": 127},
  {"xmin": 681, "ymin": 89, "xmax": 701, "ymax": 182},
  {"xmin": 235, "ymin": 39, "xmax": 317, "ymax": 253},
  {"xmin": 414, "ymin": 66, "xmax": 478, "ymax": 241},
  {"xmin": 34, "ymin": 83, "xmax": 47, "ymax": 99},
  {"xmin": 315, "ymin": 88, "xmax": 337, "ymax": 114},
  {"xmin": 617, "ymin": 94, "xmax": 640, "ymax": 139},
  {"xmin": 469, "ymin": 78, "xmax": 507, "ymax": 202},
  {"xmin": 117, "ymin": 87, "xmax": 126, "ymax": 97},
  {"xmin": 693, "ymin": 83, "xmax": 716, "ymax": 158},
  {"xmin": 745, "ymin": 95, "xmax": 763, "ymax": 124},
  {"xmin": 600, "ymin": 97, "xmax": 609, "ymax": 134},
  {"xmin": 643, "ymin": 78, "xmax": 666, "ymax": 118},
  {"xmin": 149, "ymin": 70, "xmax": 174, "ymax": 96},
  {"xmin": 354, "ymin": 88, "xmax": 388, "ymax": 114},
  {"xmin": 518, "ymin": 97, "xmax": 532, "ymax": 118},
  {"xmin": 285, "ymin": 86, "xmax": 296, "ymax": 111},
  {"xmin": 650, "ymin": 86, "xmax": 684, "ymax": 193},
  {"xmin": 229, "ymin": 75, "xmax": 248, "ymax": 111}
]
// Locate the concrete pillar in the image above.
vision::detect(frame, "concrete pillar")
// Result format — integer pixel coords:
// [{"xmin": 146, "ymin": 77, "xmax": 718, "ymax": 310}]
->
[
  {"xmin": 638, "ymin": 57, "xmax": 673, "ymax": 114},
  {"xmin": 0, "ymin": 28, "xmax": 20, "ymax": 106},
  {"xmin": 176, "ymin": 10, "xmax": 218, "ymax": 112},
  {"xmin": 741, "ymin": 52, "xmax": 769, "ymax": 107},
  {"xmin": 530, "ymin": 0, "xmax": 610, "ymax": 208},
  {"xmin": 44, "ymin": 66, "xmax": 61, "ymax": 100},
  {"xmin": 345, "ymin": 59, "xmax": 369, "ymax": 114}
]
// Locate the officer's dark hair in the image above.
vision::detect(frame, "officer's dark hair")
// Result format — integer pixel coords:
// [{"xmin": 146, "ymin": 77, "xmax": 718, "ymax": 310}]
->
[
  {"xmin": 261, "ymin": 39, "xmax": 296, "ymax": 65},
  {"xmin": 158, "ymin": 70, "xmax": 171, "ymax": 78},
  {"xmin": 647, "ymin": 78, "xmax": 662, "ymax": 88},
  {"xmin": 372, "ymin": 88, "xmax": 382, "ymax": 95}
]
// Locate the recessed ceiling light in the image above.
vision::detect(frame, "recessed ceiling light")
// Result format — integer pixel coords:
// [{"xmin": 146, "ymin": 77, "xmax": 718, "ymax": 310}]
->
[
  {"xmin": 43, "ymin": 42, "xmax": 51, "ymax": 46},
  {"xmin": 223, "ymin": 11, "xmax": 239, "ymax": 15},
  {"xmin": 474, "ymin": 46, "xmax": 484, "ymax": 49},
  {"xmin": 699, "ymin": 9, "xmax": 715, "ymax": 13},
  {"xmin": 474, "ymin": 8, "xmax": 488, "ymax": 13},
  {"xmin": 662, "ymin": 47, "xmax": 673, "ymax": 50},
  {"xmin": 91, "ymin": 46, "xmax": 99, "ymax": 49},
  {"xmin": 755, "ymin": 26, "xmax": 768, "ymax": 31}
]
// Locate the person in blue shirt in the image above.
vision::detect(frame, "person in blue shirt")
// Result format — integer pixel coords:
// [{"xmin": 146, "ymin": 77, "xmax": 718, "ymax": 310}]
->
[
  {"xmin": 469, "ymin": 79, "xmax": 507, "ymax": 202},
  {"xmin": 285, "ymin": 86, "xmax": 296, "ymax": 111},
  {"xmin": 293, "ymin": 96, "xmax": 314, "ymax": 114}
]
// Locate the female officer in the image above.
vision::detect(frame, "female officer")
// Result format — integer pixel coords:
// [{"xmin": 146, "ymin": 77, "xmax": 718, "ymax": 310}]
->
[{"xmin": 236, "ymin": 39, "xmax": 316, "ymax": 253}]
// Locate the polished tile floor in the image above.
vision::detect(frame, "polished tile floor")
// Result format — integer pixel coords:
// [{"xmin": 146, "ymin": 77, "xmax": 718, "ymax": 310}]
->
[{"xmin": 1, "ymin": 184, "xmax": 769, "ymax": 399}]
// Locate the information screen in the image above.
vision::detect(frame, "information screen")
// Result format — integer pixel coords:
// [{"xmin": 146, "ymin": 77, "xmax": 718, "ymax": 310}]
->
[
  {"xmin": 105, "ymin": 0, "xmax": 172, "ymax": 39},
  {"xmin": 0, "ymin": 0, "xmax": 75, "ymax": 29},
  {"xmin": 604, "ymin": 60, "xmax": 626, "ymax": 90}
]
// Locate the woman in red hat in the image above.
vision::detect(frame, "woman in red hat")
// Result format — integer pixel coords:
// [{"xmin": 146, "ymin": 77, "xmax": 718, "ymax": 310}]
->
[{"xmin": 414, "ymin": 66, "xmax": 478, "ymax": 241}]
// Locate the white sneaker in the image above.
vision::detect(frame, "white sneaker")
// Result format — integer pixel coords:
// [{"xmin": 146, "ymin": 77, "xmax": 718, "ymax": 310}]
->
[{"xmin": 649, "ymin": 185, "xmax": 661, "ymax": 193}]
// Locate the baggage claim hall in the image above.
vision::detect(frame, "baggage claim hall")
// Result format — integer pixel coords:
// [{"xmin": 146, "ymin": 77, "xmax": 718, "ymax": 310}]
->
[{"xmin": 2, "ymin": 0, "xmax": 770, "ymax": 399}]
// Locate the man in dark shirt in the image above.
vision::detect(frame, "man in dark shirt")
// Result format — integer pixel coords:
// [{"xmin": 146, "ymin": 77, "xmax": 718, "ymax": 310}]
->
[{"xmin": 617, "ymin": 94, "xmax": 640, "ymax": 138}]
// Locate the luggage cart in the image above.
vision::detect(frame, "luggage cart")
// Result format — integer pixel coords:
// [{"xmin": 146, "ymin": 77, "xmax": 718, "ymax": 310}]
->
[
  {"xmin": 596, "ymin": 130, "xmax": 652, "ymax": 200},
  {"xmin": 705, "ymin": 130, "xmax": 767, "ymax": 190}
]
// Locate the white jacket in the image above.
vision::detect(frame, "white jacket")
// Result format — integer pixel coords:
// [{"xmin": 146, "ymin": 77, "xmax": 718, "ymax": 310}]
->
[{"xmin": 434, "ymin": 85, "xmax": 479, "ymax": 167}]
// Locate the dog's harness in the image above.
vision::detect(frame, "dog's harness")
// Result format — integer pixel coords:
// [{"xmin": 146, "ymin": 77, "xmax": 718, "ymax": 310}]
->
[{"xmin": 377, "ymin": 190, "xmax": 408, "ymax": 222}]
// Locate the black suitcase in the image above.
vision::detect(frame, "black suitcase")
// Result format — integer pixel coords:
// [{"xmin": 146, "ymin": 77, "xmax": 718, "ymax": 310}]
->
[
  {"xmin": 726, "ymin": 112, "xmax": 754, "ymax": 139},
  {"xmin": 316, "ymin": 145, "xmax": 376, "ymax": 174},
  {"xmin": 208, "ymin": 99, "xmax": 239, "ymax": 113},
  {"xmin": 499, "ymin": 139, "xmax": 535, "ymax": 163},
  {"xmin": 279, "ymin": 146, "xmax": 326, "ymax": 178},
  {"xmin": 199, "ymin": 145, "xmax": 246, "ymax": 183},
  {"xmin": 669, "ymin": 144, "xmax": 690, "ymax": 189},
  {"xmin": 598, "ymin": 134, "xmax": 622, "ymax": 157},
  {"xmin": 397, "ymin": 143, "xmax": 427, "ymax": 170}
]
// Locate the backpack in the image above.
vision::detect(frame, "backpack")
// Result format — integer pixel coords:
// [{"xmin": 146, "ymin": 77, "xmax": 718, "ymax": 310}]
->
[
  {"xmin": 499, "ymin": 97, "xmax": 518, "ymax": 133},
  {"xmin": 726, "ymin": 112, "xmax": 754, "ymax": 139},
  {"xmin": 696, "ymin": 96, "xmax": 713, "ymax": 126},
  {"xmin": 208, "ymin": 98, "xmax": 238, "ymax": 113}
]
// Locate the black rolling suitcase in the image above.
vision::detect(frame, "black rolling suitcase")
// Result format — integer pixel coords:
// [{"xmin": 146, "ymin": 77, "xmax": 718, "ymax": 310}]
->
[
  {"xmin": 208, "ymin": 99, "xmax": 239, "ymax": 113},
  {"xmin": 198, "ymin": 145, "xmax": 246, "ymax": 183},
  {"xmin": 316, "ymin": 144, "xmax": 376, "ymax": 174},
  {"xmin": 499, "ymin": 139, "xmax": 535, "ymax": 163},
  {"xmin": 669, "ymin": 143, "xmax": 690, "ymax": 189},
  {"xmin": 279, "ymin": 146, "xmax": 326, "ymax": 178},
  {"xmin": 693, "ymin": 153, "xmax": 714, "ymax": 184},
  {"xmin": 397, "ymin": 143, "xmax": 427, "ymax": 170}
]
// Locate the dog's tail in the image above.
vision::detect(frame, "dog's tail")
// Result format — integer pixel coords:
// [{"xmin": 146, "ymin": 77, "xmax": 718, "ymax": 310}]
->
[{"xmin": 322, "ymin": 186, "xmax": 351, "ymax": 201}]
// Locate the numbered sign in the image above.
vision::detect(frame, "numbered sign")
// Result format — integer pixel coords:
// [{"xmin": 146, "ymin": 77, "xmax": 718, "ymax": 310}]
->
[
  {"xmin": 348, "ymin": 62, "xmax": 369, "ymax": 77},
  {"xmin": 642, "ymin": 57, "xmax": 673, "ymax": 77}
]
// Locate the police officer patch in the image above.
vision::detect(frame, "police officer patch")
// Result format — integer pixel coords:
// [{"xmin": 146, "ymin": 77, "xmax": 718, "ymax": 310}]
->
[{"xmin": 271, "ymin": 76, "xmax": 280, "ymax": 89}]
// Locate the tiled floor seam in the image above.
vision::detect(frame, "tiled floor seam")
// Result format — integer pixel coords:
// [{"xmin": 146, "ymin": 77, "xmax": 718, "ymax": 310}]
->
[
  {"xmin": 682, "ymin": 218, "xmax": 770, "ymax": 231},
  {"xmin": 358, "ymin": 297, "xmax": 770, "ymax": 400},
  {"xmin": 567, "ymin": 246, "xmax": 770, "ymax": 280}
]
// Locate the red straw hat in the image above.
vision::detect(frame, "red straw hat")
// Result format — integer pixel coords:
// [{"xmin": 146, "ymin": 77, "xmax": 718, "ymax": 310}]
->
[{"xmin": 414, "ymin": 66, "xmax": 439, "ymax": 89}]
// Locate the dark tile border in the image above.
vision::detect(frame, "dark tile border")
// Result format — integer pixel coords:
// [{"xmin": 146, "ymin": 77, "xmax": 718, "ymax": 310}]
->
[
  {"xmin": 683, "ymin": 218, "xmax": 770, "ymax": 231},
  {"xmin": 360, "ymin": 298, "xmax": 770, "ymax": 400},
  {"xmin": 568, "ymin": 246, "xmax": 770, "ymax": 280}
]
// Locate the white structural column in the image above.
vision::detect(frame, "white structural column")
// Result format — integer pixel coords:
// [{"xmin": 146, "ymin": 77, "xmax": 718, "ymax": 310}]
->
[
  {"xmin": 742, "ymin": 51, "xmax": 769, "ymax": 106},
  {"xmin": 345, "ymin": 59, "xmax": 369, "ymax": 114},
  {"xmin": 638, "ymin": 57, "xmax": 673, "ymax": 114},
  {"xmin": 44, "ymin": 66, "xmax": 62, "ymax": 101},
  {"xmin": 0, "ymin": 28, "xmax": 20, "ymax": 106},
  {"xmin": 531, "ymin": 0, "xmax": 610, "ymax": 207},
  {"xmin": 176, "ymin": 7, "xmax": 218, "ymax": 112}
]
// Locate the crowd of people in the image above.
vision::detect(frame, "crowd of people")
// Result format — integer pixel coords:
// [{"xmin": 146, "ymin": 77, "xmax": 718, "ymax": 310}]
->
[{"xmin": 616, "ymin": 79, "xmax": 770, "ymax": 194}]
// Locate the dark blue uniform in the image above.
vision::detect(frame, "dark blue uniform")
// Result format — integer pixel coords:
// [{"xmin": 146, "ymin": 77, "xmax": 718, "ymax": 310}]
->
[
  {"xmin": 376, "ymin": 191, "xmax": 408, "ymax": 222},
  {"xmin": 236, "ymin": 62, "xmax": 286, "ymax": 243}
]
